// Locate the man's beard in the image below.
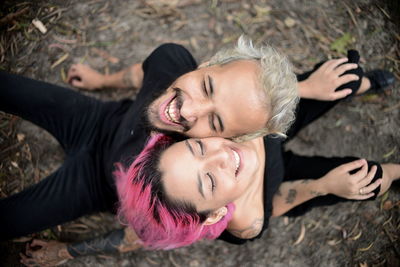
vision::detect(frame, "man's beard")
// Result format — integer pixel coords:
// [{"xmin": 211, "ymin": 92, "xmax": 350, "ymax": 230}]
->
[{"xmin": 141, "ymin": 89, "xmax": 189, "ymax": 142}]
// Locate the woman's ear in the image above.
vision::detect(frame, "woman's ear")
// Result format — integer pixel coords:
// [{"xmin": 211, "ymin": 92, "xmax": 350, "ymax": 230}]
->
[{"xmin": 203, "ymin": 206, "xmax": 228, "ymax": 226}]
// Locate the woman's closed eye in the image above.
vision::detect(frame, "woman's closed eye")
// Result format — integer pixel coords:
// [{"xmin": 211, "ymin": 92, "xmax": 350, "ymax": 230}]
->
[
  {"xmin": 196, "ymin": 140, "xmax": 204, "ymax": 155},
  {"xmin": 207, "ymin": 172, "xmax": 216, "ymax": 192}
]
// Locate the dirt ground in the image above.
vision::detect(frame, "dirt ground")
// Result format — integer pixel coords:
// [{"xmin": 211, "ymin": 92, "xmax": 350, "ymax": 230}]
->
[{"xmin": 0, "ymin": 0, "xmax": 399, "ymax": 266}]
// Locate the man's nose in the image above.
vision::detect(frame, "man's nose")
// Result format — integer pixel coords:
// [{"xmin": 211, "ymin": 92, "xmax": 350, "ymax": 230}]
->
[{"xmin": 180, "ymin": 99, "xmax": 213, "ymax": 123}]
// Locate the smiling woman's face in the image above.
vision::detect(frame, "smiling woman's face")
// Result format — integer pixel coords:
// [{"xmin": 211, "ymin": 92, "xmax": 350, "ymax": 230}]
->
[{"xmin": 159, "ymin": 137, "xmax": 260, "ymax": 212}]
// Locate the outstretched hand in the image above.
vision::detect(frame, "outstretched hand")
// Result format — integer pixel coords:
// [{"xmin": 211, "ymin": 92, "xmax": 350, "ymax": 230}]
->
[
  {"xmin": 299, "ymin": 58, "xmax": 360, "ymax": 101},
  {"xmin": 20, "ymin": 239, "xmax": 73, "ymax": 267},
  {"xmin": 320, "ymin": 159, "xmax": 382, "ymax": 200},
  {"xmin": 67, "ymin": 63, "xmax": 105, "ymax": 90}
]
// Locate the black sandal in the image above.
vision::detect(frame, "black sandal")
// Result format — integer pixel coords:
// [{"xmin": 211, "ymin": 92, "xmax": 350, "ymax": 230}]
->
[{"xmin": 364, "ymin": 69, "xmax": 395, "ymax": 92}]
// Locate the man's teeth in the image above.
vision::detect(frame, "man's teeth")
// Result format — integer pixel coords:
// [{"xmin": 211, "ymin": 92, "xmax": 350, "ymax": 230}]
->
[
  {"xmin": 233, "ymin": 150, "xmax": 240, "ymax": 174},
  {"xmin": 164, "ymin": 97, "xmax": 179, "ymax": 123}
]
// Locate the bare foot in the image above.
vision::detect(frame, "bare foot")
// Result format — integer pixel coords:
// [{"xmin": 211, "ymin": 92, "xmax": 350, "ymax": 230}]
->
[
  {"xmin": 355, "ymin": 77, "xmax": 371, "ymax": 95},
  {"xmin": 379, "ymin": 163, "xmax": 400, "ymax": 196}
]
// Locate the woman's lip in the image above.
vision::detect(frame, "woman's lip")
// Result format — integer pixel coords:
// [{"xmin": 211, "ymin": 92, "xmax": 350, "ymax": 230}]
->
[
  {"xmin": 158, "ymin": 93, "xmax": 181, "ymax": 127},
  {"xmin": 231, "ymin": 147, "xmax": 243, "ymax": 178}
]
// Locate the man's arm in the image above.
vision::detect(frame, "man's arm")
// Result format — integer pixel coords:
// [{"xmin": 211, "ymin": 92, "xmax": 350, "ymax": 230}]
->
[
  {"xmin": 67, "ymin": 63, "xmax": 143, "ymax": 91},
  {"xmin": 20, "ymin": 227, "xmax": 142, "ymax": 267},
  {"xmin": 297, "ymin": 58, "xmax": 359, "ymax": 101}
]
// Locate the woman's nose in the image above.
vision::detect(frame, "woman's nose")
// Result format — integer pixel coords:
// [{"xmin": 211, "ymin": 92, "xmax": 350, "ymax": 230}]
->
[{"xmin": 206, "ymin": 146, "xmax": 230, "ymax": 170}]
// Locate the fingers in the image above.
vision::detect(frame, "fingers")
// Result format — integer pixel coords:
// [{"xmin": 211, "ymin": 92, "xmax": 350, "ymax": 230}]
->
[
  {"xmin": 352, "ymin": 192, "xmax": 375, "ymax": 200},
  {"xmin": 337, "ymin": 74, "xmax": 359, "ymax": 86},
  {"xmin": 358, "ymin": 165, "xmax": 377, "ymax": 187},
  {"xmin": 354, "ymin": 161, "xmax": 369, "ymax": 182},
  {"xmin": 324, "ymin": 57, "xmax": 349, "ymax": 71},
  {"xmin": 20, "ymin": 252, "xmax": 37, "ymax": 267},
  {"xmin": 67, "ymin": 63, "xmax": 86, "ymax": 84},
  {"xmin": 361, "ymin": 178, "xmax": 382, "ymax": 194},
  {"xmin": 31, "ymin": 239, "xmax": 48, "ymax": 247},
  {"xmin": 70, "ymin": 79, "xmax": 84, "ymax": 88},
  {"xmin": 67, "ymin": 64, "xmax": 80, "ymax": 84},
  {"xmin": 339, "ymin": 159, "xmax": 367, "ymax": 173},
  {"xmin": 334, "ymin": 63, "xmax": 358, "ymax": 76},
  {"xmin": 329, "ymin": 89, "xmax": 352, "ymax": 100}
]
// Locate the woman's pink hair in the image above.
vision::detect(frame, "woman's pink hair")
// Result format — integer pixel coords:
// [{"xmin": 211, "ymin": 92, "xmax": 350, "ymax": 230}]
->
[{"xmin": 115, "ymin": 134, "xmax": 235, "ymax": 250}]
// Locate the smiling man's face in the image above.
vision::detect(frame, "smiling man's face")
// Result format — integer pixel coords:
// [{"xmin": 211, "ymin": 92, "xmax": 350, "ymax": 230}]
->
[{"xmin": 147, "ymin": 60, "xmax": 269, "ymax": 138}]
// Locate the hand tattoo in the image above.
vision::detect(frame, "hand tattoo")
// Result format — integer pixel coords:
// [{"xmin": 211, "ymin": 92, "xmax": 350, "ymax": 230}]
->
[
  {"xmin": 229, "ymin": 217, "xmax": 264, "ymax": 239},
  {"xmin": 285, "ymin": 189, "xmax": 297, "ymax": 204}
]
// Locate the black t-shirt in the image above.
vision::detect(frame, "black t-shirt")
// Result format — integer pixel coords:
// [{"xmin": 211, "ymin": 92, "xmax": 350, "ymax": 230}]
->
[
  {"xmin": 101, "ymin": 44, "xmax": 197, "ymax": 187},
  {"xmin": 217, "ymin": 136, "xmax": 285, "ymax": 245}
]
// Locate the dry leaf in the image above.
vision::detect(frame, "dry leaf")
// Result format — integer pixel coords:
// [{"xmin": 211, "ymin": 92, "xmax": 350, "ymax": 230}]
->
[
  {"xmin": 358, "ymin": 242, "xmax": 374, "ymax": 252},
  {"xmin": 382, "ymin": 200, "xmax": 393, "ymax": 210},
  {"xmin": 284, "ymin": 17, "xmax": 296, "ymax": 27},
  {"xmin": 51, "ymin": 53, "xmax": 69, "ymax": 69},
  {"xmin": 32, "ymin": 19, "xmax": 47, "ymax": 34},
  {"xmin": 350, "ymin": 230, "xmax": 362, "ymax": 240},
  {"xmin": 17, "ymin": 133, "xmax": 25, "ymax": 142},
  {"xmin": 327, "ymin": 239, "xmax": 341, "ymax": 246},
  {"xmin": 11, "ymin": 161, "xmax": 19, "ymax": 168},
  {"xmin": 293, "ymin": 222, "xmax": 305, "ymax": 245}
]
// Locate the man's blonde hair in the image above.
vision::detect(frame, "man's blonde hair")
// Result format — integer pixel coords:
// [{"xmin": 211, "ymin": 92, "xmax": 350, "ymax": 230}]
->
[{"xmin": 207, "ymin": 35, "xmax": 299, "ymax": 142}]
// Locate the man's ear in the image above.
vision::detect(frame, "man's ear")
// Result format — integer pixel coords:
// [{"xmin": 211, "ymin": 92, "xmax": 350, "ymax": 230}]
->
[
  {"xmin": 198, "ymin": 61, "xmax": 210, "ymax": 68},
  {"xmin": 203, "ymin": 206, "xmax": 228, "ymax": 226}
]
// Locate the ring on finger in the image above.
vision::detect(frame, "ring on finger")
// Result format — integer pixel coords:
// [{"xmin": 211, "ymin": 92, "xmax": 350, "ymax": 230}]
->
[{"xmin": 359, "ymin": 188, "xmax": 364, "ymax": 194}]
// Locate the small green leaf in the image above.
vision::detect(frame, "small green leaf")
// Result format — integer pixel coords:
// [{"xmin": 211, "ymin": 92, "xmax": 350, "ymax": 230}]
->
[{"xmin": 330, "ymin": 33, "xmax": 355, "ymax": 54}]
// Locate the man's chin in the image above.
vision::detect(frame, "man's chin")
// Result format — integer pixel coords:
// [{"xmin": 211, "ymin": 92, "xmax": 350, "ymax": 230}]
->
[
  {"xmin": 151, "ymin": 126, "xmax": 188, "ymax": 141},
  {"xmin": 144, "ymin": 112, "xmax": 188, "ymax": 140}
]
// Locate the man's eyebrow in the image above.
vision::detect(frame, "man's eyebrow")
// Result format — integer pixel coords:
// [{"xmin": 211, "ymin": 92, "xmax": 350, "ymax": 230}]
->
[
  {"xmin": 208, "ymin": 75, "xmax": 214, "ymax": 95},
  {"xmin": 207, "ymin": 75, "xmax": 224, "ymax": 132},
  {"xmin": 197, "ymin": 173, "xmax": 205, "ymax": 199},
  {"xmin": 185, "ymin": 140, "xmax": 194, "ymax": 155}
]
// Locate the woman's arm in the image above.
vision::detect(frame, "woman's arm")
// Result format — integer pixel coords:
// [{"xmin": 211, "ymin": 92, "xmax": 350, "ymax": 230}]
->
[
  {"xmin": 20, "ymin": 227, "xmax": 142, "ymax": 267},
  {"xmin": 66, "ymin": 63, "xmax": 143, "ymax": 91},
  {"xmin": 272, "ymin": 159, "xmax": 382, "ymax": 217}
]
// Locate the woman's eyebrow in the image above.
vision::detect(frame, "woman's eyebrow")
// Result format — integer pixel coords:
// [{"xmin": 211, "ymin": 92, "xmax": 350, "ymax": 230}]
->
[{"xmin": 184, "ymin": 140, "xmax": 194, "ymax": 156}]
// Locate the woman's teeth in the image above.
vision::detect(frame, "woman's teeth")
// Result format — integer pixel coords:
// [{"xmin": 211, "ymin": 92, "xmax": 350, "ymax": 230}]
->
[
  {"xmin": 164, "ymin": 97, "xmax": 180, "ymax": 123},
  {"xmin": 232, "ymin": 150, "xmax": 241, "ymax": 174}
]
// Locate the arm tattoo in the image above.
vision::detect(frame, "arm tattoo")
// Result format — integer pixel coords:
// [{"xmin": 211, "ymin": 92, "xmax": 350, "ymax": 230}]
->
[
  {"xmin": 122, "ymin": 68, "xmax": 134, "ymax": 88},
  {"xmin": 285, "ymin": 189, "xmax": 297, "ymax": 204},
  {"xmin": 66, "ymin": 228, "xmax": 139, "ymax": 257},
  {"xmin": 229, "ymin": 217, "xmax": 264, "ymax": 239}
]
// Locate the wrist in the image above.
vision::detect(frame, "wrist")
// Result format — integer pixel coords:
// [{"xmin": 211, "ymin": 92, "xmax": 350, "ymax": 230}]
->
[
  {"xmin": 312, "ymin": 178, "xmax": 329, "ymax": 196},
  {"xmin": 298, "ymin": 80, "xmax": 313, "ymax": 99},
  {"xmin": 99, "ymin": 74, "xmax": 109, "ymax": 89}
]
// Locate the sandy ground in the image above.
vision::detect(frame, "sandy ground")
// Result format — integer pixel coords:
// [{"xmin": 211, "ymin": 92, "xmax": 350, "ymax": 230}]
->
[{"xmin": 0, "ymin": 0, "xmax": 399, "ymax": 266}]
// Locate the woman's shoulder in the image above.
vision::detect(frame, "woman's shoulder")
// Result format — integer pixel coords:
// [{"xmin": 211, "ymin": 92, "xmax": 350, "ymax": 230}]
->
[{"xmin": 227, "ymin": 195, "xmax": 265, "ymax": 240}]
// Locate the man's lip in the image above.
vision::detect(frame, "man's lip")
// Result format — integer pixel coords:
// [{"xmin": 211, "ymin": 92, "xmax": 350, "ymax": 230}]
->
[
  {"xmin": 231, "ymin": 147, "xmax": 243, "ymax": 178},
  {"xmin": 158, "ymin": 93, "xmax": 181, "ymax": 127}
]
